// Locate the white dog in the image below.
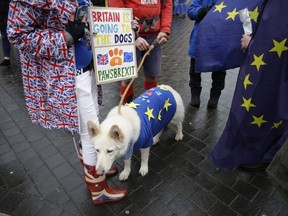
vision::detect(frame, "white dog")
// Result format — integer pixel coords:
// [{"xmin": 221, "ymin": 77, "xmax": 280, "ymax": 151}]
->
[{"xmin": 87, "ymin": 85, "xmax": 185, "ymax": 181}]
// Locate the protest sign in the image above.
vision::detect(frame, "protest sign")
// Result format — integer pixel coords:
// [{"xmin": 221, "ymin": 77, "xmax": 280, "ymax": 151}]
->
[{"xmin": 88, "ymin": 7, "xmax": 137, "ymax": 84}]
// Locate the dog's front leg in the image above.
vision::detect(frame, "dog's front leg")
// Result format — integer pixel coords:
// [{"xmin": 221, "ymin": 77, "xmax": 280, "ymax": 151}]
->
[
  {"xmin": 119, "ymin": 159, "xmax": 131, "ymax": 181},
  {"xmin": 139, "ymin": 147, "xmax": 150, "ymax": 176}
]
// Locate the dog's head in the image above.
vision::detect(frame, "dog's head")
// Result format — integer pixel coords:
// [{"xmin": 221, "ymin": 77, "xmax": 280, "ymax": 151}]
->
[{"xmin": 87, "ymin": 120, "xmax": 128, "ymax": 173}]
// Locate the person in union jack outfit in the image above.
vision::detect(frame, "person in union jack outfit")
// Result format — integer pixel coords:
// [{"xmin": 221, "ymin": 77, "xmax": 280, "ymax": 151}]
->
[{"xmin": 7, "ymin": 0, "xmax": 128, "ymax": 205}]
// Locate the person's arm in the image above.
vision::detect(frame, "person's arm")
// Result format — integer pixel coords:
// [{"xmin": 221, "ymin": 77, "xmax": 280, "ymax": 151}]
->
[
  {"xmin": 160, "ymin": 0, "xmax": 172, "ymax": 34},
  {"xmin": 188, "ymin": 0, "xmax": 214, "ymax": 22},
  {"xmin": 7, "ymin": 1, "xmax": 68, "ymax": 60},
  {"xmin": 187, "ymin": 0, "xmax": 203, "ymax": 21}
]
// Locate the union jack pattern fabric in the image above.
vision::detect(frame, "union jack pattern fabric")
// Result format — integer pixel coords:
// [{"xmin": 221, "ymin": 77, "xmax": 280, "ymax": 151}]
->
[
  {"xmin": 7, "ymin": 0, "xmax": 93, "ymax": 133},
  {"xmin": 97, "ymin": 54, "xmax": 109, "ymax": 65}
]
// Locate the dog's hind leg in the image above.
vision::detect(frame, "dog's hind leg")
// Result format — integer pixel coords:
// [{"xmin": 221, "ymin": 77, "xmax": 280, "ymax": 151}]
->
[
  {"xmin": 153, "ymin": 130, "xmax": 163, "ymax": 145},
  {"xmin": 119, "ymin": 159, "xmax": 131, "ymax": 181},
  {"xmin": 175, "ymin": 122, "xmax": 183, "ymax": 140},
  {"xmin": 139, "ymin": 147, "xmax": 150, "ymax": 176}
]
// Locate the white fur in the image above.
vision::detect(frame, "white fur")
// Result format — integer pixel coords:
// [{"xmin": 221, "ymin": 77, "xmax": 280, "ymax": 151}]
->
[{"xmin": 87, "ymin": 85, "xmax": 185, "ymax": 181}]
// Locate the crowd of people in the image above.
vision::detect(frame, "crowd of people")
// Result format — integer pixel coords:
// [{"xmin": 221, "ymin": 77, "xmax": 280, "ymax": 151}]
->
[{"xmin": 1, "ymin": 0, "xmax": 287, "ymax": 206}]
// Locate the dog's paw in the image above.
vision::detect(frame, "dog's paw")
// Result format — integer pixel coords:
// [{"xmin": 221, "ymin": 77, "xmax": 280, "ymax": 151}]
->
[
  {"xmin": 175, "ymin": 132, "xmax": 183, "ymax": 140},
  {"xmin": 119, "ymin": 170, "xmax": 130, "ymax": 181},
  {"xmin": 139, "ymin": 165, "xmax": 148, "ymax": 176}
]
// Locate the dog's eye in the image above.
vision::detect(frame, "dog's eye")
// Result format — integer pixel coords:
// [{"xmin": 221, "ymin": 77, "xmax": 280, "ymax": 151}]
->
[
  {"xmin": 96, "ymin": 149, "xmax": 100, "ymax": 153},
  {"xmin": 107, "ymin": 150, "xmax": 113, "ymax": 154}
]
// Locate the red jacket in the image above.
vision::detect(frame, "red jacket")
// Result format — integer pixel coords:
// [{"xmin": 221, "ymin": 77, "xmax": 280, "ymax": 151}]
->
[{"xmin": 109, "ymin": 0, "xmax": 172, "ymax": 36}]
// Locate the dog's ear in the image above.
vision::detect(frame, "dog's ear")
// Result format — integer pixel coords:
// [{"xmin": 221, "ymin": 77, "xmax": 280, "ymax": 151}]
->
[
  {"xmin": 87, "ymin": 120, "xmax": 100, "ymax": 138},
  {"xmin": 109, "ymin": 125, "xmax": 124, "ymax": 143}
]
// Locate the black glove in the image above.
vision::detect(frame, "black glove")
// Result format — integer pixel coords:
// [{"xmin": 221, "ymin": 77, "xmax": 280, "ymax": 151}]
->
[
  {"xmin": 197, "ymin": 5, "xmax": 214, "ymax": 21},
  {"xmin": 66, "ymin": 20, "xmax": 86, "ymax": 42}
]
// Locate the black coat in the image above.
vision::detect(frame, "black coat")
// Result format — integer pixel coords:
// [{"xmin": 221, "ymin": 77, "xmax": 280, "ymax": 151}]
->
[{"xmin": 0, "ymin": 0, "xmax": 10, "ymax": 31}]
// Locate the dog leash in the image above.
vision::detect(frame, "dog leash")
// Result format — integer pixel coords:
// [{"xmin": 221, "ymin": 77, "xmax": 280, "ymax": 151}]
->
[{"xmin": 117, "ymin": 39, "xmax": 159, "ymax": 114}]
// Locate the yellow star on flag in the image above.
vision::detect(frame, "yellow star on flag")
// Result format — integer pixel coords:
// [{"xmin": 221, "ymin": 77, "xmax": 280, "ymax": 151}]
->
[
  {"xmin": 159, "ymin": 85, "xmax": 168, "ymax": 91},
  {"xmin": 226, "ymin": 8, "xmax": 239, "ymax": 21},
  {"xmin": 145, "ymin": 107, "xmax": 154, "ymax": 121},
  {"xmin": 251, "ymin": 54, "xmax": 267, "ymax": 71},
  {"xmin": 269, "ymin": 38, "xmax": 288, "ymax": 58},
  {"xmin": 271, "ymin": 120, "xmax": 283, "ymax": 129},
  {"xmin": 213, "ymin": 1, "xmax": 227, "ymax": 13},
  {"xmin": 126, "ymin": 102, "xmax": 140, "ymax": 109},
  {"xmin": 243, "ymin": 74, "xmax": 253, "ymax": 90},
  {"xmin": 241, "ymin": 97, "xmax": 256, "ymax": 112},
  {"xmin": 158, "ymin": 110, "xmax": 162, "ymax": 120},
  {"xmin": 251, "ymin": 115, "xmax": 268, "ymax": 128},
  {"xmin": 163, "ymin": 98, "xmax": 172, "ymax": 111},
  {"xmin": 249, "ymin": 7, "xmax": 259, "ymax": 23}
]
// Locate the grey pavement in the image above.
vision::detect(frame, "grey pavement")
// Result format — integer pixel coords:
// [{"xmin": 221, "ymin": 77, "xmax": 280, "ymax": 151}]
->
[{"xmin": 0, "ymin": 16, "xmax": 288, "ymax": 216}]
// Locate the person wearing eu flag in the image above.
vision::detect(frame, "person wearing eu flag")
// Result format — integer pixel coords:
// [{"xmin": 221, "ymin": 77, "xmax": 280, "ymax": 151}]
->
[
  {"xmin": 209, "ymin": 0, "xmax": 288, "ymax": 170},
  {"xmin": 187, "ymin": 0, "xmax": 226, "ymax": 108}
]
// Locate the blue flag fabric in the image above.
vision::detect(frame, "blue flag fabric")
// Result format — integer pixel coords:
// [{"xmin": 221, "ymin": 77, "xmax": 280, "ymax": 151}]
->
[
  {"xmin": 195, "ymin": 0, "xmax": 263, "ymax": 72},
  {"xmin": 209, "ymin": 0, "xmax": 288, "ymax": 169}
]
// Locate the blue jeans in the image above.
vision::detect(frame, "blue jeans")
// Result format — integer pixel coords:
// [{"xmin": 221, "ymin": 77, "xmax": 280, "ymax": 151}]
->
[{"xmin": 1, "ymin": 29, "xmax": 11, "ymax": 58}]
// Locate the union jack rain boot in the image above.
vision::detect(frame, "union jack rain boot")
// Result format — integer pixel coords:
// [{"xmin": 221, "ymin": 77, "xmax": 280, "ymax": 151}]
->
[
  {"xmin": 84, "ymin": 164, "xmax": 128, "ymax": 205},
  {"xmin": 78, "ymin": 141, "xmax": 118, "ymax": 177}
]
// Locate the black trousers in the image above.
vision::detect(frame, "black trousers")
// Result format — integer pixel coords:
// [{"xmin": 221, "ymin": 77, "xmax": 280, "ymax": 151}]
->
[{"xmin": 189, "ymin": 58, "xmax": 226, "ymax": 96}]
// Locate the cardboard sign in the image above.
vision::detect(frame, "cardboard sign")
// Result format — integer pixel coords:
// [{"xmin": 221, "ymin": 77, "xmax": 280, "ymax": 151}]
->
[{"xmin": 88, "ymin": 7, "xmax": 137, "ymax": 84}]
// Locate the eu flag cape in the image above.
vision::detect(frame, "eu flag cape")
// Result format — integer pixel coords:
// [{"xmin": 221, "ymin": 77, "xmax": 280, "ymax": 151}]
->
[
  {"xmin": 195, "ymin": 0, "xmax": 263, "ymax": 72},
  {"xmin": 209, "ymin": 0, "xmax": 288, "ymax": 169}
]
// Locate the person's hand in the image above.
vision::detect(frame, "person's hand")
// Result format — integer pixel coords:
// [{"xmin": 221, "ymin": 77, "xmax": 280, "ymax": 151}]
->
[
  {"xmin": 135, "ymin": 37, "xmax": 150, "ymax": 51},
  {"xmin": 156, "ymin": 32, "xmax": 169, "ymax": 45},
  {"xmin": 66, "ymin": 14, "xmax": 87, "ymax": 42},
  {"xmin": 198, "ymin": 5, "xmax": 213, "ymax": 21},
  {"xmin": 241, "ymin": 34, "xmax": 252, "ymax": 50},
  {"xmin": 131, "ymin": 17, "xmax": 139, "ymax": 32}
]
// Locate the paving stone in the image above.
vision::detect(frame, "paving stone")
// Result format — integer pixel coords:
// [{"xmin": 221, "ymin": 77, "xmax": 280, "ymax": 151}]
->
[
  {"xmin": 10, "ymin": 140, "xmax": 31, "ymax": 153},
  {"xmin": 167, "ymin": 194, "xmax": 194, "ymax": 216},
  {"xmin": 189, "ymin": 186, "xmax": 217, "ymax": 211},
  {"xmin": 230, "ymin": 195, "xmax": 261, "ymax": 216},
  {"xmin": 0, "ymin": 15, "xmax": 286, "ymax": 216},
  {"xmin": 60, "ymin": 172, "xmax": 83, "ymax": 192},
  {"xmin": 193, "ymin": 172, "xmax": 217, "ymax": 191},
  {"xmin": 250, "ymin": 173, "xmax": 275, "ymax": 195},
  {"xmin": 0, "ymin": 191, "xmax": 26, "ymax": 214},
  {"xmin": 232, "ymin": 179, "xmax": 260, "ymax": 201},
  {"xmin": 45, "ymin": 153, "xmax": 66, "ymax": 170},
  {"xmin": 208, "ymin": 201, "xmax": 238, "ymax": 216},
  {"xmin": 13, "ymin": 196, "xmax": 44, "ymax": 216},
  {"xmin": 14, "ymin": 180, "xmax": 40, "ymax": 197},
  {"xmin": 45, "ymin": 187, "xmax": 71, "ymax": 206},
  {"xmin": 79, "ymin": 200, "xmax": 115, "ymax": 216},
  {"xmin": 35, "ymin": 202, "xmax": 63, "ymax": 216},
  {"xmin": 128, "ymin": 186, "xmax": 157, "ymax": 210},
  {"xmin": 211, "ymin": 183, "xmax": 238, "ymax": 206},
  {"xmin": 22, "ymin": 156, "xmax": 45, "ymax": 173},
  {"xmin": 35, "ymin": 175, "xmax": 61, "ymax": 197},
  {"xmin": 143, "ymin": 199, "xmax": 173, "ymax": 216}
]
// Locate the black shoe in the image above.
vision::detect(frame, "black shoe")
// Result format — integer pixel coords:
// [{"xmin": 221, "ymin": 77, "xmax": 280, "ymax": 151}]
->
[
  {"xmin": 0, "ymin": 59, "xmax": 11, "ymax": 66},
  {"xmin": 239, "ymin": 163, "xmax": 269, "ymax": 171},
  {"xmin": 208, "ymin": 96, "xmax": 220, "ymax": 108},
  {"xmin": 191, "ymin": 95, "xmax": 200, "ymax": 107}
]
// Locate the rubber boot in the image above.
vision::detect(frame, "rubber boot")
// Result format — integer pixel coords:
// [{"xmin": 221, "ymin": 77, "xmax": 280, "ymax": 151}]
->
[
  {"xmin": 207, "ymin": 92, "xmax": 220, "ymax": 108},
  {"xmin": 190, "ymin": 88, "xmax": 201, "ymax": 107},
  {"xmin": 120, "ymin": 84, "xmax": 134, "ymax": 103},
  {"xmin": 144, "ymin": 80, "xmax": 158, "ymax": 90},
  {"xmin": 207, "ymin": 71, "xmax": 226, "ymax": 108},
  {"xmin": 84, "ymin": 164, "xmax": 128, "ymax": 205},
  {"xmin": 189, "ymin": 58, "xmax": 201, "ymax": 107},
  {"xmin": 78, "ymin": 141, "xmax": 118, "ymax": 177}
]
